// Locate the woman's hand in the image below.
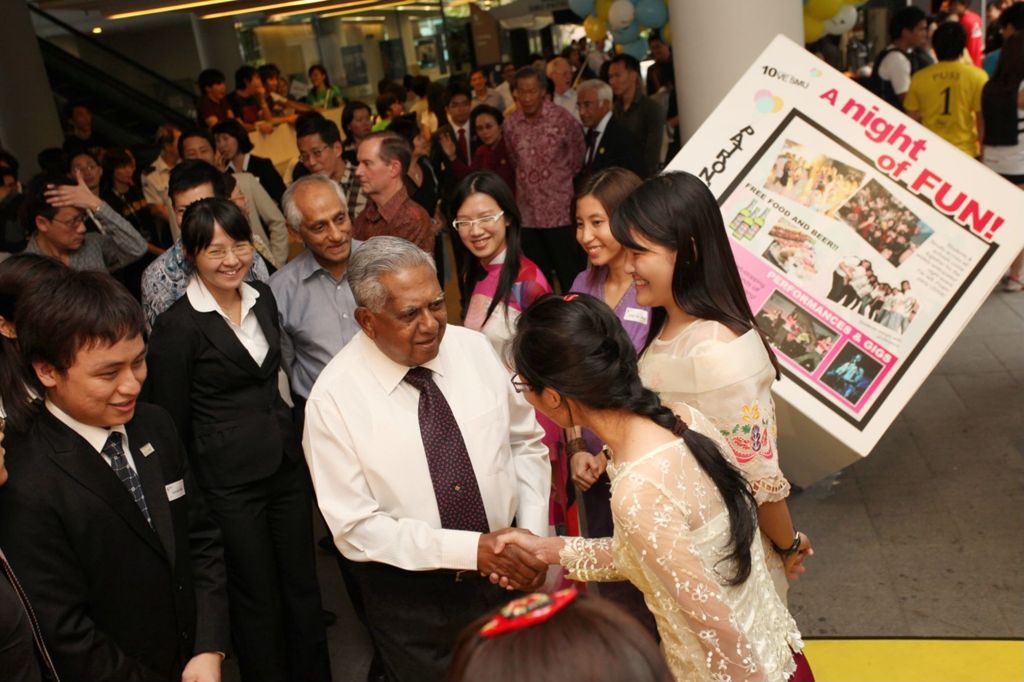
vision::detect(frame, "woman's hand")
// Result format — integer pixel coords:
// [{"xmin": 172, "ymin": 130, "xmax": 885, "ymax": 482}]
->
[
  {"xmin": 783, "ymin": 531, "xmax": 813, "ymax": 580},
  {"xmin": 45, "ymin": 169, "xmax": 100, "ymax": 211},
  {"xmin": 570, "ymin": 451, "xmax": 606, "ymax": 491}
]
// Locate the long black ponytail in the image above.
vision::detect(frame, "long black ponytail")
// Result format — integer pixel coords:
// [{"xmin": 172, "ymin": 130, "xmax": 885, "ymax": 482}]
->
[{"xmin": 512, "ymin": 293, "xmax": 757, "ymax": 585}]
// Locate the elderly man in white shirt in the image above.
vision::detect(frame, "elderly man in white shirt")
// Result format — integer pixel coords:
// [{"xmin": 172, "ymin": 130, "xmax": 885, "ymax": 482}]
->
[
  {"xmin": 303, "ymin": 236, "xmax": 550, "ymax": 682},
  {"xmin": 547, "ymin": 56, "xmax": 580, "ymax": 122}
]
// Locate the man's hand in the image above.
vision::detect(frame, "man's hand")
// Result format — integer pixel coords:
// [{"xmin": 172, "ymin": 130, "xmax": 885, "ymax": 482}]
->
[
  {"xmin": 570, "ymin": 451, "xmax": 606, "ymax": 491},
  {"xmin": 181, "ymin": 651, "xmax": 222, "ymax": 682},
  {"xmin": 45, "ymin": 169, "xmax": 100, "ymax": 211},
  {"xmin": 478, "ymin": 529, "xmax": 546, "ymax": 591}
]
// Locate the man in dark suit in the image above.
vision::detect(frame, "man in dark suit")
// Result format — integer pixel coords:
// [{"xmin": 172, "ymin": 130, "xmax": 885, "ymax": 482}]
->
[
  {"xmin": 430, "ymin": 83, "xmax": 478, "ymax": 293},
  {"xmin": 0, "ymin": 270, "xmax": 229, "ymax": 682},
  {"xmin": 575, "ymin": 78, "xmax": 643, "ymax": 188}
]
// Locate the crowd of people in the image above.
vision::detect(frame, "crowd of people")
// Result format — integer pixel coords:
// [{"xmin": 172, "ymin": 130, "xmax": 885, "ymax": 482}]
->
[
  {"xmin": 836, "ymin": 180, "xmax": 930, "ymax": 267},
  {"xmin": 871, "ymin": 2, "xmax": 1024, "ymax": 289},
  {"xmin": 827, "ymin": 256, "xmax": 919, "ymax": 335},
  {"xmin": 19, "ymin": 11, "xmax": 1024, "ymax": 681}
]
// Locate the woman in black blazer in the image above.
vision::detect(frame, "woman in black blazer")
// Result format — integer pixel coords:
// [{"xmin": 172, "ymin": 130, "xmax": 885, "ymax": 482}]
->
[
  {"xmin": 212, "ymin": 119, "xmax": 287, "ymax": 205},
  {"xmin": 145, "ymin": 198, "xmax": 329, "ymax": 682}
]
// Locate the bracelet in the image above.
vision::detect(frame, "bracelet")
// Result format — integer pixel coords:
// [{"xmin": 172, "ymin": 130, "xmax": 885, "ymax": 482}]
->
[
  {"xmin": 773, "ymin": 531, "xmax": 801, "ymax": 557},
  {"xmin": 566, "ymin": 438, "xmax": 589, "ymax": 455},
  {"xmin": 600, "ymin": 445, "xmax": 611, "ymax": 460}
]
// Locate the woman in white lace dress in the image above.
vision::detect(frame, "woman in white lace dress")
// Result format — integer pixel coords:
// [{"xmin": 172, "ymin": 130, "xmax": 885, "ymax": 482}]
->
[
  {"xmin": 499, "ymin": 293, "xmax": 804, "ymax": 682},
  {"xmin": 609, "ymin": 173, "xmax": 813, "ymax": 612}
]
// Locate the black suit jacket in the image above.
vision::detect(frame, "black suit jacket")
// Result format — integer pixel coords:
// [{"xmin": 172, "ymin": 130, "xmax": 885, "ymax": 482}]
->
[
  {"xmin": 576, "ymin": 115, "xmax": 643, "ymax": 187},
  {"xmin": 0, "ymin": 405, "xmax": 229, "ymax": 682},
  {"xmin": 144, "ymin": 280, "xmax": 301, "ymax": 489},
  {"xmin": 431, "ymin": 121, "xmax": 480, "ymax": 221},
  {"xmin": 241, "ymin": 155, "xmax": 286, "ymax": 206}
]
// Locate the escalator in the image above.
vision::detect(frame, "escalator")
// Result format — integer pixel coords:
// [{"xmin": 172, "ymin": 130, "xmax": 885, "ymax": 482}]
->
[{"xmin": 31, "ymin": 5, "xmax": 198, "ymax": 147}]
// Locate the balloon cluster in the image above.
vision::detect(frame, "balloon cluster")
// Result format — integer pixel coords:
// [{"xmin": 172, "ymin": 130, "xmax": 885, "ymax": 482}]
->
[
  {"xmin": 569, "ymin": 0, "xmax": 670, "ymax": 60},
  {"xmin": 803, "ymin": 0, "xmax": 861, "ymax": 44}
]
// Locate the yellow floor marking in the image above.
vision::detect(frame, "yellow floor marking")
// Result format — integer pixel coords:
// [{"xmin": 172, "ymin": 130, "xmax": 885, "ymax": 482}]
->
[{"xmin": 803, "ymin": 639, "xmax": 1024, "ymax": 682}]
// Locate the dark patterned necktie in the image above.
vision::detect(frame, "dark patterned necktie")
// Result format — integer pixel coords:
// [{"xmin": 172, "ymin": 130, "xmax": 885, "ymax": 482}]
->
[
  {"xmin": 102, "ymin": 432, "xmax": 152, "ymax": 526},
  {"xmin": 0, "ymin": 548, "xmax": 61, "ymax": 681},
  {"xmin": 585, "ymin": 128, "xmax": 599, "ymax": 165},
  {"xmin": 457, "ymin": 127, "xmax": 469, "ymax": 162},
  {"xmin": 403, "ymin": 367, "xmax": 490, "ymax": 533}
]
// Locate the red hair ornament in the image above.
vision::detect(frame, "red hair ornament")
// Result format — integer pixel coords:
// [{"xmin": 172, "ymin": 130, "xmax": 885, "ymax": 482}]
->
[{"xmin": 479, "ymin": 587, "xmax": 578, "ymax": 638}]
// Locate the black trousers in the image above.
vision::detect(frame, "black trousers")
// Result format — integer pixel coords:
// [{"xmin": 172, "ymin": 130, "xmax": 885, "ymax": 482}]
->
[
  {"xmin": 521, "ymin": 225, "xmax": 586, "ymax": 294},
  {"xmin": 341, "ymin": 559, "xmax": 511, "ymax": 682},
  {"xmin": 203, "ymin": 457, "xmax": 331, "ymax": 682}
]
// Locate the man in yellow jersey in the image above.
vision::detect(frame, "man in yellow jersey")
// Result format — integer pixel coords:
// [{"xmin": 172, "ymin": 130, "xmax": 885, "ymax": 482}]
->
[{"xmin": 905, "ymin": 22, "xmax": 989, "ymax": 157}]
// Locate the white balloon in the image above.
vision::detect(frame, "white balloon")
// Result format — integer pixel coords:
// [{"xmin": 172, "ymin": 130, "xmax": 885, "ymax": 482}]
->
[
  {"xmin": 824, "ymin": 4, "xmax": 858, "ymax": 35},
  {"xmin": 607, "ymin": 0, "xmax": 635, "ymax": 31}
]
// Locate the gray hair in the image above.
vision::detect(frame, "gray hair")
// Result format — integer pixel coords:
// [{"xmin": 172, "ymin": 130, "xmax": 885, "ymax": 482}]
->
[
  {"xmin": 348, "ymin": 236, "xmax": 436, "ymax": 311},
  {"xmin": 577, "ymin": 79, "xmax": 613, "ymax": 105},
  {"xmin": 514, "ymin": 66, "xmax": 548, "ymax": 91},
  {"xmin": 281, "ymin": 174, "xmax": 347, "ymax": 228}
]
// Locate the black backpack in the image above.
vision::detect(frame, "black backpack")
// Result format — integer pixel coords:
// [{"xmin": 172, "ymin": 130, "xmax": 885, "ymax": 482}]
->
[{"xmin": 862, "ymin": 47, "xmax": 931, "ymax": 111}]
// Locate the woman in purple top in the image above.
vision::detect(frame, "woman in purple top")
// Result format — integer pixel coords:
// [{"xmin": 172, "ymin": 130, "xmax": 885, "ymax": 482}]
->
[{"xmin": 567, "ymin": 167, "xmax": 656, "ymax": 635}]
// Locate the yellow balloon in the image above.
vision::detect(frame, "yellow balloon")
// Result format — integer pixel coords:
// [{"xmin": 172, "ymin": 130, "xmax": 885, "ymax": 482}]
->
[
  {"xmin": 661, "ymin": 22, "xmax": 671, "ymax": 44},
  {"xmin": 596, "ymin": 0, "xmax": 613, "ymax": 22},
  {"xmin": 804, "ymin": 15, "xmax": 825, "ymax": 43},
  {"xmin": 584, "ymin": 14, "xmax": 609, "ymax": 42},
  {"xmin": 805, "ymin": 0, "xmax": 841, "ymax": 20}
]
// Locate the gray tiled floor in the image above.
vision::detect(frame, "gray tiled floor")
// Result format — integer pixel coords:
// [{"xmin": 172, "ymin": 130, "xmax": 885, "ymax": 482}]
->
[
  {"xmin": 226, "ymin": 291, "xmax": 1024, "ymax": 681},
  {"xmin": 787, "ymin": 290, "xmax": 1024, "ymax": 640}
]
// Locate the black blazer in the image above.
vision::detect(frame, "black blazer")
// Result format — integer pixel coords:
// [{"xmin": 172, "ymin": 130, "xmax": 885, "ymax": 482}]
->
[
  {"xmin": 145, "ymin": 280, "xmax": 301, "ymax": 489},
  {"xmin": 0, "ymin": 405, "xmax": 229, "ymax": 682},
  {"xmin": 576, "ymin": 115, "xmax": 644, "ymax": 188},
  {"xmin": 240, "ymin": 155, "xmax": 286, "ymax": 207}
]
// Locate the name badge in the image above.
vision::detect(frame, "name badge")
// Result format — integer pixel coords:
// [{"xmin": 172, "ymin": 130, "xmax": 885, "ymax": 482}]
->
[
  {"xmin": 139, "ymin": 443, "xmax": 155, "ymax": 457},
  {"xmin": 165, "ymin": 479, "xmax": 186, "ymax": 501},
  {"xmin": 624, "ymin": 307, "xmax": 649, "ymax": 325}
]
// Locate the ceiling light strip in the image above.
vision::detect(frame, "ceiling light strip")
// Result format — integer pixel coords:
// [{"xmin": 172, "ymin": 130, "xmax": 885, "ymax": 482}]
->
[
  {"xmin": 202, "ymin": 0, "xmax": 327, "ymax": 19},
  {"xmin": 108, "ymin": 0, "xmax": 236, "ymax": 20}
]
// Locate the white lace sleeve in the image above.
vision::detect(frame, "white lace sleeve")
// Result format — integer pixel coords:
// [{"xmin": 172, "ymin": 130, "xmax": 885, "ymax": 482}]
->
[
  {"xmin": 559, "ymin": 536, "xmax": 627, "ymax": 582},
  {"xmin": 613, "ymin": 469, "xmax": 769, "ymax": 682}
]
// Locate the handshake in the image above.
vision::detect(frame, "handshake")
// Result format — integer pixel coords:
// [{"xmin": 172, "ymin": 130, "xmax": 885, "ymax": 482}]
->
[{"xmin": 476, "ymin": 528, "xmax": 561, "ymax": 591}]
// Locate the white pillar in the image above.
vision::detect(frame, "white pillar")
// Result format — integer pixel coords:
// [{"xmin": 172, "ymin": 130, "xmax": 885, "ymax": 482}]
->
[
  {"xmin": 0, "ymin": 1, "xmax": 64, "ymax": 173},
  {"xmin": 668, "ymin": 0, "xmax": 804, "ymax": 140}
]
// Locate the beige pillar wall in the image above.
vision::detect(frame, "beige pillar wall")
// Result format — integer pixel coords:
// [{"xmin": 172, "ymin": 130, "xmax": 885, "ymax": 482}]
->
[
  {"xmin": 667, "ymin": 0, "xmax": 804, "ymax": 140},
  {"xmin": 191, "ymin": 15, "xmax": 243, "ymax": 76},
  {"xmin": 0, "ymin": 0, "xmax": 63, "ymax": 174}
]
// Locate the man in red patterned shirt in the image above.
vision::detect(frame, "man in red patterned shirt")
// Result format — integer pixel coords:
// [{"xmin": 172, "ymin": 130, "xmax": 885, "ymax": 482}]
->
[
  {"xmin": 503, "ymin": 66, "xmax": 586, "ymax": 292},
  {"xmin": 353, "ymin": 132, "xmax": 436, "ymax": 255}
]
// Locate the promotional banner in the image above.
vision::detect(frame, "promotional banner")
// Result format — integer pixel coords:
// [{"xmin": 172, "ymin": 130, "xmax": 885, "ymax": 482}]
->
[{"xmin": 666, "ymin": 36, "xmax": 1023, "ymax": 479}]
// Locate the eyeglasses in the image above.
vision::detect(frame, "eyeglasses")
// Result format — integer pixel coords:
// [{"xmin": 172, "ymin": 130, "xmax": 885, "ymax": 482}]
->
[
  {"xmin": 51, "ymin": 213, "xmax": 86, "ymax": 229},
  {"xmin": 202, "ymin": 243, "xmax": 254, "ymax": 260},
  {"xmin": 299, "ymin": 145, "xmax": 330, "ymax": 163},
  {"xmin": 510, "ymin": 373, "xmax": 531, "ymax": 393},
  {"xmin": 71, "ymin": 162, "xmax": 99, "ymax": 173},
  {"xmin": 452, "ymin": 211, "xmax": 504, "ymax": 232}
]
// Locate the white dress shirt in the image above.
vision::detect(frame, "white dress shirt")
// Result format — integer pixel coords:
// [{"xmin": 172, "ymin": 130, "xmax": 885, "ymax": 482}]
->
[
  {"xmin": 186, "ymin": 276, "xmax": 269, "ymax": 365},
  {"xmin": 227, "ymin": 153, "xmax": 251, "ymax": 173},
  {"xmin": 303, "ymin": 325, "xmax": 550, "ymax": 572},
  {"xmin": 46, "ymin": 400, "xmax": 136, "ymax": 474},
  {"xmin": 554, "ymin": 88, "xmax": 580, "ymax": 122}
]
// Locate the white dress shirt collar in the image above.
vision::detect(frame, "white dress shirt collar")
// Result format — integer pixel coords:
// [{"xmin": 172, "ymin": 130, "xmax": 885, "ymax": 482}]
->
[
  {"xmin": 186, "ymin": 276, "xmax": 260, "ymax": 323},
  {"xmin": 593, "ymin": 110, "xmax": 612, "ymax": 135},
  {"xmin": 360, "ymin": 331, "xmax": 446, "ymax": 395},
  {"xmin": 228, "ymin": 153, "xmax": 251, "ymax": 173},
  {"xmin": 45, "ymin": 399, "xmax": 128, "ymax": 456}
]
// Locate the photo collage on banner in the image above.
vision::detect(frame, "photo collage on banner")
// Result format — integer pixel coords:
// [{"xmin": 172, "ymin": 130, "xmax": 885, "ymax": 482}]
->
[{"xmin": 666, "ymin": 35, "xmax": 1021, "ymax": 459}]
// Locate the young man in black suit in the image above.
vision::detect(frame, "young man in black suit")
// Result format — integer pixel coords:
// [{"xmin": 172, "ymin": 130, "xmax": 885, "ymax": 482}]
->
[
  {"xmin": 575, "ymin": 78, "xmax": 643, "ymax": 187},
  {"xmin": 0, "ymin": 270, "xmax": 229, "ymax": 682}
]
